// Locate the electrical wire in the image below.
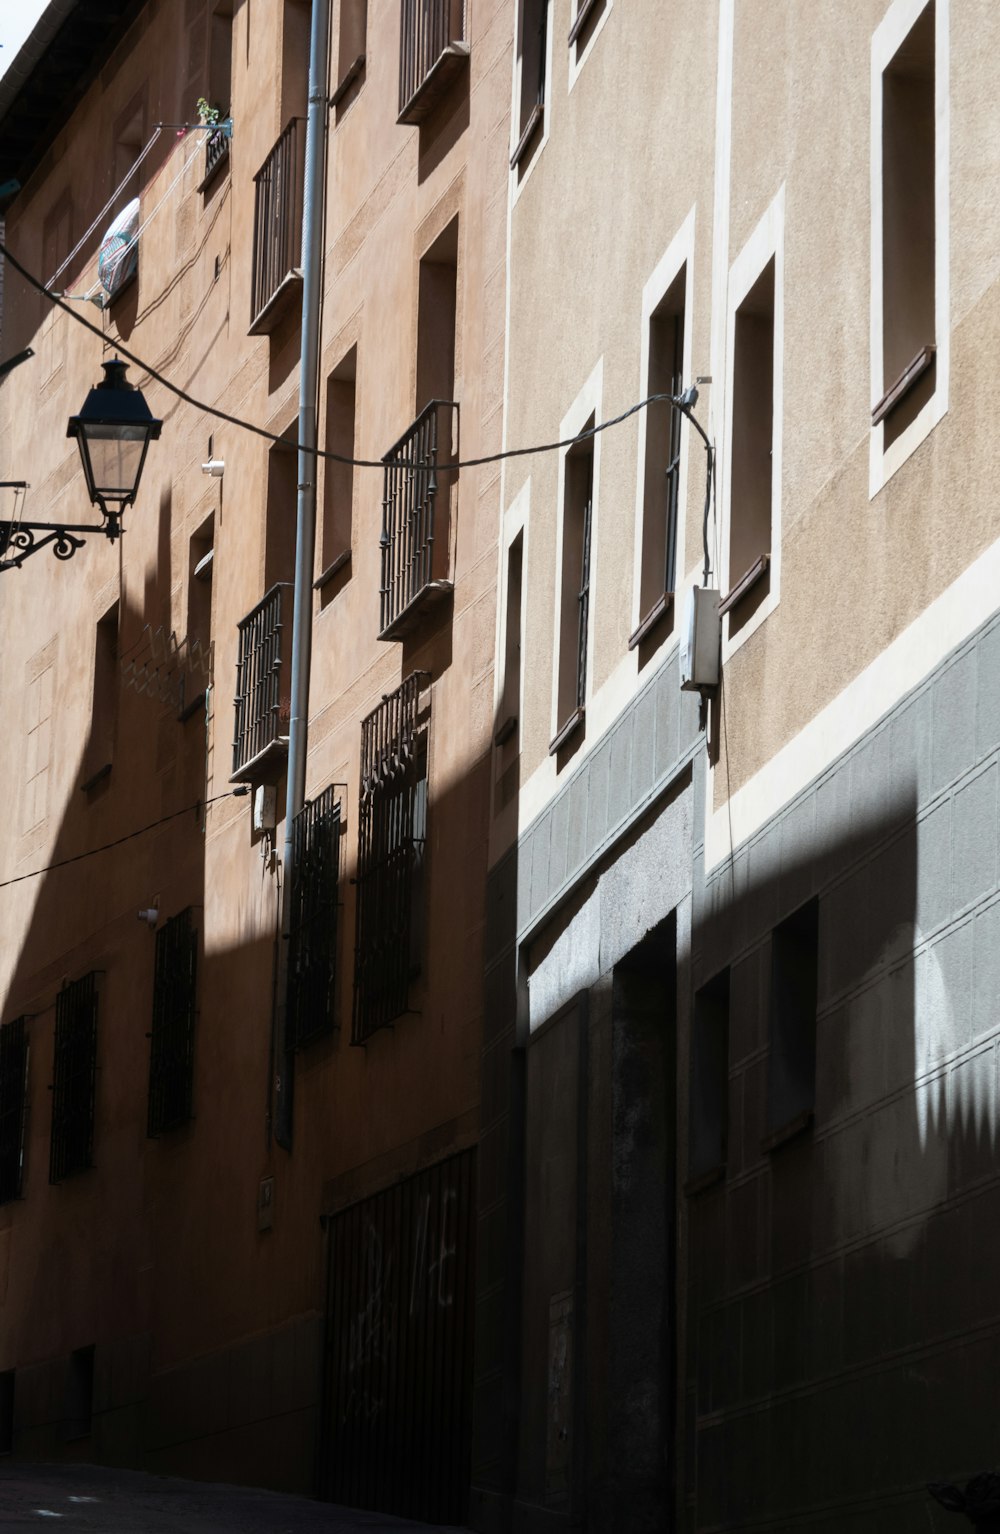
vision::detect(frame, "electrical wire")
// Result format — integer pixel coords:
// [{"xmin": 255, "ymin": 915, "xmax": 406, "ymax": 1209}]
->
[
  {"xmin": 0, "ymin": 238, "xmax": 698, "ymax": 474},
  {"xmin": 0, "ymin": 786, "xmax": 249, "ymax": 892}
]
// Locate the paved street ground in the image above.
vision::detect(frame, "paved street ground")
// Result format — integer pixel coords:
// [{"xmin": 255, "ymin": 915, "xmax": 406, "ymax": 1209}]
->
[{"xmin": 0, "ymin": 1463, "xmax": 470, "ymax": 1532}]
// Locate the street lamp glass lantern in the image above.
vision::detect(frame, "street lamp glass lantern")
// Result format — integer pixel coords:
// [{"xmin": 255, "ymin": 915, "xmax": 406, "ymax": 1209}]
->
[{"xmin": 66, "ymin": 358, "xmax": 162, "ymax": 533}]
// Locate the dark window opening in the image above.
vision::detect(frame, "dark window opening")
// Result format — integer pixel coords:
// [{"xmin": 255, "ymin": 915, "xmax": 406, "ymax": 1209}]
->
[
  {"xmin": 568, "ymin": 0, "xmax": 606, "ymax": 59},
  {"xmin": 727, "ymin": 258, "xmax": 774, "ymax": 637},
  {"xmin": 0, "ymin": 1371, "xmax": 13, "ymax": 1454},
  {"xmin": 83, "ymin": 602, "xmax": 119, "ymax": 789},
  {"xmin": 49, "ymin": 974, "xmax": 98, "ymax": 1184},
  {"xmin": 281, "ymin": 0, "xmax": 312, "ymax": 123},
  {"xmin": 63, "ymin": 1346, "xmax": 94, "ymax": 1442},
  {"xmin": 203, "ymin": 1, "xmax": 234, "ymax": 182},
  {"xmin": 765, "ymin": 898, "xmax": 819, "ymax": 1147},
  {"xmin": 333, "ymin": 0, "xmax": 367, "ymax": 112},
  {"xmin": 417, "ymin": 218, "xmax": 458, "ymax": 414},
  {"xmin": 318, "ymin": 346, "xmax": 357, "ymax": 605},
  {"xmin": 353, "ymin": 675, "xmax": 429, "ymax": 1044},
  {"xmin": 632, "ymin": 269, "xmax": 685, "ymax": 651},
  {"xmin": 877, "ymin": 0, "xmax": 936, "ymax": 444},
  {"xmin": 287, "ymin": 789, "xmax": 342, "ymax": 1049},
  {"xmin": 0, "ymin": 1018, "xmax": 28, "ymax": 1205},
  {"xmin": 496, "ymin": 530, "xmax": 524, "ymax": 754},
  {"xmin": 688, "ymin": 967, "xmax": 729, "ymax": 1186},
  {"xmin": 182, "ymin": 514, "xmax": 214, "ymax": 717},
  {"xmin": 512, "ymin": 0, "xmax": 548, "ymax": 170},
  {"xmin": 265, "ymin": 434, "xmax": 297, "ymax": 590},
  {"xmin": 147, "ymin": 910, "xmax": 198, "ymax": 1137},
  {"xmin": 551, "ymin": 423, "xmax": 594, "ymax": 752}
]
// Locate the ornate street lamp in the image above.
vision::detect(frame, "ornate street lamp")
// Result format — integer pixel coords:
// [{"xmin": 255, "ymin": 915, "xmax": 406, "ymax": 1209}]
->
[{"xmin": 1, "ymin": 357, "xmax": 161, "ymax": 570}]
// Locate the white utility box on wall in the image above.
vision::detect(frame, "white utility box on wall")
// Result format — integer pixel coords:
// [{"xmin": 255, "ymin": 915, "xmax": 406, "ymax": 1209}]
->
[{"xmin": 680, "ymin": 586, "xmax": 721, "ymax": 692}]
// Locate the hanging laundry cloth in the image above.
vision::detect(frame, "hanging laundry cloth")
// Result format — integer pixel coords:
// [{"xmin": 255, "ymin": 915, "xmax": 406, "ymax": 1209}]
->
[{"xmin": 97, "ymin": 197, "xmax": 140, "ymax": 299}]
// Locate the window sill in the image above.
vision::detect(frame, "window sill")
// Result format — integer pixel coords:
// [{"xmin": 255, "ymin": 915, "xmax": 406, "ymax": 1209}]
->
[
  {"xmin": 178, "ymin": 690, "xmax": 206, "ymax": 723},
  {"xmin": 510, "ymin": 103, "xmax": 544, "ymax": 170},
  {"xmin": 568, "ymin": 0, "xmax": 603, "ymax": 45},
  {"xmin": 871, "ymin": 344, "xmax": 936, "ymax": 428},
  {"xmin": 494, "ymin": 714, "xmax": 518, "ymax": 748},
  {"xmin": 684, "ymin": 1162, "xmax": 725, "ymax": 1196},
  {"xmin": 313, "ymin": 549, "xmax": 351, "ymax": 590},
  {"xmin": 378, "ymin": 578, "xmax": 453, "ymax": 641},
  {"xmin": 80, "ymin": 762, "xmax": 112, "ymax": 792},
  {"xmin": 628, "ymin": 591, "xmax": 673, "ymax": 651},
  {"xmin": 548, "ymin": 707, "xmax": 584, "ymax": 756},
  {"xmin": 720, "ymin": 553, "xmax": 769, "ymax": 616},
  {"xmin": 331, "ymin": 53, "xmax": 366, "ymax": 111},
  {"xmin": 397, "ymin": 42, "xmax": 470, "ymax": 126},
  {"xmin": 230, "ymin": 735, "xmax": 289, "ymax": 786},
  {"xmin": 761, "ymin": 1108, "xmax": 814, "ymax": 1154},
  {"xmin": 249, "ymin": 268, "xmax": 303, "ymax": 336}
]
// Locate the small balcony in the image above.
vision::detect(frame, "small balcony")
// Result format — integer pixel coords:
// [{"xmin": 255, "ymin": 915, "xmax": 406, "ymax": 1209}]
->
[
  {"xmin": 249, "ymin": 118, "xmax": 305, "ymax": 334},
  {"xmin": 398, "ymin": 0, "xmax": 469, "ymax": 125},
  {"xmin": 231, "ymin": 583, "xmax": 292, "ymax": 782},
  {"xmin": 202, "ymin": 121, "xmax": 230, "ymax": 188},
  {"xmin": 379, "ymin": 400, "xmax": 457, "ymax": 641}
]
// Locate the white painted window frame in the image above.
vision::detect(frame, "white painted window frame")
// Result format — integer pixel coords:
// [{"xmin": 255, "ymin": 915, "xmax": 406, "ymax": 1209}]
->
[
  {"xmin": 720, "ymin": 183, "xmax": 785, "ymax": 661},
  {"xmin": 550, "ymin": 357, "xmax": 603, "ymax": 744},
  {"xmin": 494, "ymin": 476, "xmax": 531, "ymax": 749},
  {"xmin": 630, "ymin": 205, "xmax": 696, "ymax": 658},
  {"xmin": 567, "ymin": 0, "xmax": 613, "ymax": 94},
  {"xmin": 869, "ymin": 0, "xmax": 950, "ymax": 497},
  {"xmin": 510, "ymin": 0, "xmax": 554, "ymax": 201}
]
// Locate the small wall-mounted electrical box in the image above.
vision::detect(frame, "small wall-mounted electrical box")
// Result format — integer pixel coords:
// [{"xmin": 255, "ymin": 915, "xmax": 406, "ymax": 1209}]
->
[
  {"xmin": 680, "ymin": 586, "xmax": 721, "ymax": 693},
  {"xmin": 253, "ymin": 784, "xmax": 277, "ymax": 833}
]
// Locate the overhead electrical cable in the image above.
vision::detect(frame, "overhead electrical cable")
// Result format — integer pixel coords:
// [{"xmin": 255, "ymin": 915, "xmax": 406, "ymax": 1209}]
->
[
  {"xmin": 0, "ymin": 239, "xmax": 699, "ymax": 474},
  {"xmin": 0, "ymin": 786, "xmax": 249, "ymax": 892}
]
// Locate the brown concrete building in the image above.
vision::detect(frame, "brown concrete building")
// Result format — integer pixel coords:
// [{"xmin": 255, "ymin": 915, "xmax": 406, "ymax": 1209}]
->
[
  {"xmin": 0, "ymin": 0, "xmax": 510, "ymax": 1520},
  {"xmin": 476, "ymin": 0, "xmax": 1000, "ymax": 1531}
]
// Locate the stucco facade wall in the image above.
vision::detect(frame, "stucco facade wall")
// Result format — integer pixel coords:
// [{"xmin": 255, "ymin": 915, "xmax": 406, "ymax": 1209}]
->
[{"xmin": 0, "ymin": 0, "xmax": 509, "ymax": 1503}]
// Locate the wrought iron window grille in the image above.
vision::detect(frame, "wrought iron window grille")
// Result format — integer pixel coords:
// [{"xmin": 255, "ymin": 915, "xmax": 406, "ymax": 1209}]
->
[
  {"xmin": 353, "ymin": 674, "xmax": 429, "ymax": 1045},
  {"xmin": 287, "ymin": 789, "xmax": 343, "ymax": 1051},
  {"xmin": 0, "ymin": 1017, "xmax": 28, "ymax": 1205},
  {"xmin": 147, "ymin": 909, "xmax": 198, "ymax": 1137},
  {"xmin": 249, "ymin": 117, "xmax": 305, "ymax": 332},
  {"xmin": 398, "ymin": 0, "xmax": 469, "ymax": 124},
  {"xmin": 49, "ymin": 974, "xmax": 99, "ymax": 1184},
  {"xmin": 232, "ymin": 582, "xmax": 292, "ymax": 781},
  {"xmin": 380, "ymin": 400, "xmax": 458, "ymax": 640}
]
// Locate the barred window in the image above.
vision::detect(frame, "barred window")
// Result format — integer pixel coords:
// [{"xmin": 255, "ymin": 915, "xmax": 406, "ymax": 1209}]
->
[
  {"xmin": 147, "ymin": 910, "xmax": 198, "ymax": 1137},
  {"xmin": 353, "ymin": 674, "xmax": 428, "ymax": 1045},
  {"xmin": 50, "ymin": 974, "xmax": 98, "ymax": 1184},
  {"xmin": 0, "ymin": 1017, "xmax": 28, "ymax": 1204},
  {"xmin": 287, "ymin": 789, "xmax": 342, "ymax": 1050}
]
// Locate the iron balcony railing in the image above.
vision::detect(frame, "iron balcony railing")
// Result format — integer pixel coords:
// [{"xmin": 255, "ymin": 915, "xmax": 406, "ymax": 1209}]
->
[
  {"xmin": 250, "ymin": 117, "xmax": 305, "ymax": 330},
  {"xmin": 353, "ymin": 674, "xmax": 428, "ymax": 1045},
  {"xmin": 398, "ymin": 0, "xmax": 468, "ymax": 123},
  {"xmin": 0, "ymin": 1017, "xmax": 28, "ymax": 1205},
  {"xmin": 147, "ymin": 909, "xmax": 198, "ymax": 1137},
  {"xmin": 287, "ymin": 789, "xmax": 342, "ymax": 1050},
  {"xmin": 380, "ymin": 399, "xmax": 457, "ymax": 639},
  {"xmin": 204, "ymin": 123, "xmax": 230, "ymax": 183},
  {"xmin": 49, "ymin": 974, "xmax": 98, "ymax": 1184},
  {"xmin": 232, "ymin": 583, "xmax": 291, "ymax": 779}
]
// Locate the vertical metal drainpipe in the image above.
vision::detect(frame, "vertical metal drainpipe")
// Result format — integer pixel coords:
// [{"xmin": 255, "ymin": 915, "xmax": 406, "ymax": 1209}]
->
[{"xmin": 275, "ymin": 0, "xmax": 331, "ymax": 1150}]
